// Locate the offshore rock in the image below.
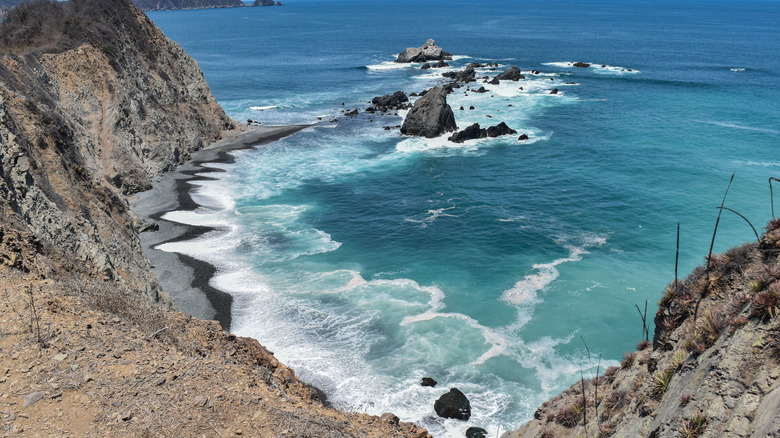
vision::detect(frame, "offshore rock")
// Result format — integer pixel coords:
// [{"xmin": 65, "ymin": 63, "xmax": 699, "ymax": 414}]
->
[
  {"xmin": 449, "ymin": 122, "xmax": 516, "ymax": 143},
  {"xmin": 573, "ymin": 62, "xmax": 591, "ymax": 68},
  {"xmin": 395, "ymin": 39, "xmax": 452, "ymax": 63},
  {"xmin": 132, "ymin": 0, "xmax": 244, "ymax": 10},
  {"xmin": 466, "ymin": 427, "xmax": 488, "ymax": 438},
  {"xmin": 495, "ymin": 65, "xmax": 525, "ymax": 81},
  {"xmin": 400, "ymin": 86, "xmax": 456, "ymax": 138},
  {"xmin": 442, "ymin": 65, "xmax": 476, "ymax": 83},
  {"xmin": 434, "ymin": 388, "xmax": 471, "ymax": 420},
  {"xmin": 421, "ymin": 377, "xmax": 438, "ymax": 387},
  {"xmin": 368, "ymin": 91, "xmax": 410, "ymax": 112}
]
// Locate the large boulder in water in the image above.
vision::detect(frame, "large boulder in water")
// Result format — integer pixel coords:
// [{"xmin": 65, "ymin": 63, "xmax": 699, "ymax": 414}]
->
[
  {"xmin": 448, "ymin": 123, "xmax": 485, "ymax": 143},
  {"xmin": 466, "ymin": 427, "xmax": 488, "ymax": 438},
  {"xmin": 400, "ymin": 86, "xmax": 457, "ymax": 138},
  {"xmin": 369, "ymin": 91, "xmax": 410, "ymax": 112},
  {"xmin": 495, "ymin": 65, "xmax": 525, "ymax": 81},
  {"xmin": 395, "ymin": 39, "xmax": 452, "ymax": 63},
  {"xmin": 434, "ymin": 388, "xmax": 471, "ymax": 420}
]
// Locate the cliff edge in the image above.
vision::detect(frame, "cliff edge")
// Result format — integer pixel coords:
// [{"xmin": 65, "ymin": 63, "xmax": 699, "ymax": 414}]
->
[{"xmin": 504, "ymin": 226, "xmax": 780, "ymax": 437}]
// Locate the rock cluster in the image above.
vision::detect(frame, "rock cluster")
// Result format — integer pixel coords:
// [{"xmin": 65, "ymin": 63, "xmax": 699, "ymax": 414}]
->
[
  {"xmin": 367, "ymin": 91, "xmax": 410, "ymax": 113},
  {"xmin": 448, "ymin": 122, "xmax": 517, "ymax": 143},
  {"xmin": 434, "ymin": 388, "xmax": 471, "ymax": 420}
]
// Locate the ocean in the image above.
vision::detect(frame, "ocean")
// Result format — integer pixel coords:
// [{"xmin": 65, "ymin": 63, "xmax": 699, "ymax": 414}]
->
[{"xmin": 147, "ymin": 0, "xmax": 780, "ymax": 435}]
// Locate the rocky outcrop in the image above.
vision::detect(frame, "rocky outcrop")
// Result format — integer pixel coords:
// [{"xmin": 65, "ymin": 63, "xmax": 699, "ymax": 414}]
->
[
  {"xmin": 253, "ymin": 0, "xmax": 282, "ymax": 5},
  {"xmin": 434, "ymin": 388, "xmax": 471, "ymax": 420},
  {"xmin": 395, "ymin": 39, "xmax": 452, "ymax": 63},
  {"xmin": 399, "ymin": 86, "xmax": 456, "ymax": 138},
  {"xmin": 132, "ymin": 0, "xmax": 245, "ymax": 11},
  {"xmin": 573, "ymin": 62, "xmax": 591, "ymax": 68},
  {"xmin": 0, "ymin": 0, "xmax": 232, "ymax": 298},
  {"xmin": 495, "ymin": 65, "xmax": 525, "ymax": 81},
  {"xmin": 367, "ymin": 90, "xmax": 410, "ymax": 112},
  {"xmin": 448, "ymin": 122, "xmax": 516, "ymax": 143},
  {"xmin": 504, "ymin": 225, "xmax": 780, "ymax": 438}
]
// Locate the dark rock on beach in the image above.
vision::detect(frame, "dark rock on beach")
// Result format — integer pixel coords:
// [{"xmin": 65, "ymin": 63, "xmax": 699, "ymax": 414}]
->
[
  {"xmin": 395, "ymin": 39, "xmax": 452, "ymax": 63},
  {"xmin": 421, "ymin": 377, "xmax": 438, "ymax": 387},
  {"xmin": 495, "ymin": 65, "xmax": 525, "ymax": 81},
  {"xmin": 400, "ymin": 86, "xmax": 457, "ymax": 138},
  {"xmin": 434, "ymin": 388, "xmax": 471, "ymax": 420}
]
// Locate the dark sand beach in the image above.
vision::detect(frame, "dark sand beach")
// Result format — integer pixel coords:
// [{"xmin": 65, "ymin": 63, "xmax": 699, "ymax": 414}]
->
[{"xmin": 132, "ymin": 124, "xmax": 311, "ymax": 329}]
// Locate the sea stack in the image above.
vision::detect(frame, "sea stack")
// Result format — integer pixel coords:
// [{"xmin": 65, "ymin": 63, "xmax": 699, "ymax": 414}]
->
[{"xmin": 399, "ymin": 86, "xmax": 457, "ymax": 138}]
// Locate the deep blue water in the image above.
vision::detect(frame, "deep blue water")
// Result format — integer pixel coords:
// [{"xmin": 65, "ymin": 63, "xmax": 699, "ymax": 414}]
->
[{"xmin": 149, "ymin": 1, "xmax": 780, "ymax": 435}]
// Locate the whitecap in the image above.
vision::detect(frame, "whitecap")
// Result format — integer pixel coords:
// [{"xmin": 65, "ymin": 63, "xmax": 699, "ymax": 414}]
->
[
  {"xmin": 250, "ymin": 105, "xmax": 277, "ymax": 111},
  {"xmin": 695, "ymin": 120, "xmax": 780, "ymax": 135},
  {"xmin": 542, "ymin": 61, "xmax": 640, "ymax": 74},
  {"xmin": 730, "ymin": 67, "xmax": 746, "ymax": 72}
]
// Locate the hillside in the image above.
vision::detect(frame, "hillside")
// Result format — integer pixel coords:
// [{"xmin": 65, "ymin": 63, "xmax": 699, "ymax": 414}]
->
[
  {"xmin": 131, "ymin": 0, "xmax": 245, "ymax": 12},
  {"xmin": 504, "ymin": 228, "xmax": 780, "ymax": 437},
  {"xmin": 0, "ymin": 0, "xmax": 428, "ymax": 436}
]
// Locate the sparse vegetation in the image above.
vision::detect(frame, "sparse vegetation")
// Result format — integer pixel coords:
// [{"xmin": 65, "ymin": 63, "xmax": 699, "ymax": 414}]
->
[
  {"xmin": 679, "ymin": 413, "xmax": 708, "ymax": 438},
  {"xmin": 621, "ymin": 352, "xmax": 635, "ymax": 369},
  {"xmin": 651, "ymin": 367, "xmax": 674, "ymax": 397},
  {"xmin": 680, "ymin": 394, "xmax": 692, "ymax": 406},
  {"xmin": 751, "ymin": 283, "xmax": 780, "ymax": 321}
]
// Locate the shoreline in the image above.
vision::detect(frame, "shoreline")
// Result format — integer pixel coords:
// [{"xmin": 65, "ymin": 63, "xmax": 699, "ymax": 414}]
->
[{"xmin": 132, "ymin": 124, "xmax": 312, "ymax": 330}]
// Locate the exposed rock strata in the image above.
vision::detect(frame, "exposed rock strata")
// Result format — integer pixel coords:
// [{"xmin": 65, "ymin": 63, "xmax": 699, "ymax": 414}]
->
[
  {"xmin": 400, "ymin": 86, "xmax": 456, "ymax": 138},
  {"xmin": 0, "ymin": 0, "xmax": 232, "ymax": 299}
]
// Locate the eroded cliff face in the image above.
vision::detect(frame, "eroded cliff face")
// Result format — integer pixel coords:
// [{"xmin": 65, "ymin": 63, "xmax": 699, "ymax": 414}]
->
[
  {"xmin": 504, "ymin": 230, "xmax": 780, "ymax": 437},
  {"xmin": 0, "ymin": 0, "xmax": 232, "ymax": 295}
]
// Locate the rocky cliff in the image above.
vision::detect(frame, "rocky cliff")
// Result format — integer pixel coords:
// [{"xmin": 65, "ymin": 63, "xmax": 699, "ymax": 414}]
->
[
  {"xmin": 505, "ymin": 227, "xmax": 780, "ymax": 437},
  {"xmin": 0, "ymin": 1, "xmax": 430, "ymax": 436},
  {"xmin": 0, "ymin": 0, "xmax": 232, "ymax": 297}
]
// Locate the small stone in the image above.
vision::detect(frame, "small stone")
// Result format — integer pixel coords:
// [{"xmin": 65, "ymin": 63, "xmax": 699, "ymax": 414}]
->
[
  {"xmin": 50, "ymin": 391, "xmax": 62, "ymax": 399},
  {"xmin": 24, "ymin": 392, "xmax": 45, "ymax": 408},
  {"xmin": 194, "ymin": 395, "xmax": 208, "ymax": 407},
  {"xmin": 154, "ymin": 376, "xmax": 167, "ymax": 386},
  {"xmin": 121, "ymin": 411, "xmax": 133, "ymax": 421},
  {"xmin": 235, "ymin": 429, "xmax": 243, "ymax": 435},
  {"xmin": 52, "ymin": 353, "xmax": 67, "ymax": 362},
  {"xmin": 70, "ymin": 365, "xmax": 79, "ymax": 372}
]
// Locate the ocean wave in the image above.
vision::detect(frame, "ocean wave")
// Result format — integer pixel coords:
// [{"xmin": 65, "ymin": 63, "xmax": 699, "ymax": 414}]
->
[
  {"xmin": 730, "ymin": 67, "xmax": 746, "ymax": 72},
  {"xmin": 502, "ymin": 233, "xmax": 607, "ymax": 305},
  {"xmin": 249, "ymin": 105, "xmax": 278, "ymax": 111}
]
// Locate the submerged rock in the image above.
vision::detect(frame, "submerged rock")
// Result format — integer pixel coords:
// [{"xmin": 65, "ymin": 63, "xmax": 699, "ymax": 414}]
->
[
  {"xmin": 400, "ymin": 87, "xmax": 456, "ymax": 138},
  {"xmin": 434, "ymin": 388, "xmax": 471, "ymax": 420},
  {"xmin": 550, "ymin": 88, "xmax": 558, "ymax": 94},
  {"xmin": 573, "ymin": 62, "xmax": 591, "ymax": 68}
]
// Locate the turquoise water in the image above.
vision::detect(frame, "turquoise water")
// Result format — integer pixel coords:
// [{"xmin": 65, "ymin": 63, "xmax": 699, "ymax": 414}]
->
[{"xmin": 149, "ymin": 1, "xmax": 780, "ymax": 435}]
